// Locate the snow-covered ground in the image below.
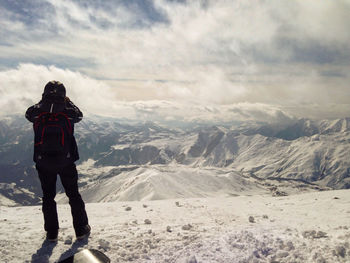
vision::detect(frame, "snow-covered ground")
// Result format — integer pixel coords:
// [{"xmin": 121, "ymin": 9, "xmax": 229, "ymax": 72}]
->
[{"xmin": 1, "ymin": 189, "xmax": 349, "ymax": 263}]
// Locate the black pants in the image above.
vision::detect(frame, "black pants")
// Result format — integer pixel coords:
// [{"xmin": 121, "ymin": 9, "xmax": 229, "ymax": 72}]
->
[{"xmin": 36, "ymin": 163, "xmax": 88, "ymax": 232}]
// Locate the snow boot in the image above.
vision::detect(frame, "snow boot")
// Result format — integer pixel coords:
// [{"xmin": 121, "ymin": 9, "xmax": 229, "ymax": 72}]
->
[
  {"xmin": 46, "ymin": 229, "xmax": 58, "ymax": 242},
  {"xmin": 75, "ymin": 224, "xmax": 91, "ymax": 240}
]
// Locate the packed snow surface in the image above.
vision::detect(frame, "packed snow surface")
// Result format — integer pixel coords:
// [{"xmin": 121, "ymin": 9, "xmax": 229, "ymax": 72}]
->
[{"xmin": 1, "ymin": 189, "xmax": 349, "ymax": 262}]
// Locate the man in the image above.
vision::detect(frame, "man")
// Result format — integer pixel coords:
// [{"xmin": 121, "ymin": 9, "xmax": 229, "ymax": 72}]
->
[{"xmin": 25, "ymin": 80, "xmax": 90, "ymax": 242}]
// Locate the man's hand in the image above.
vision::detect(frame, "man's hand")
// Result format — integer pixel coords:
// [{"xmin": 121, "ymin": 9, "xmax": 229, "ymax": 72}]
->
[{"xmin": 64, "ymin": 96, "xmax": 70, "ymax": 102}]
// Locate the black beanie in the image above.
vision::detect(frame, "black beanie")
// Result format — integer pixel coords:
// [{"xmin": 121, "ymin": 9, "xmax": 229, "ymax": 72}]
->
[{"xmin": 43, "ymin": 81, "xmax": 66, "ymax": 98}]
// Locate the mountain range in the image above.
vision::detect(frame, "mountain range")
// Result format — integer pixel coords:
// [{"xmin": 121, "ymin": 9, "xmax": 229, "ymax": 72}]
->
[{"xmin": 1, "ymin": 115, "xmax": 349, "ymax": 206}]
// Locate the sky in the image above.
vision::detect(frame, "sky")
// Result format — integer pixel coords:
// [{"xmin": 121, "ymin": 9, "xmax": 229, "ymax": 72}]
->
[{"xmin": 0, "ymin": 0, "xmax": 349, "ymax": 123}]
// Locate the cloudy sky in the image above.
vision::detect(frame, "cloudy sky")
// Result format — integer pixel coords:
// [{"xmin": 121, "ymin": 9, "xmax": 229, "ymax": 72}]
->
[{"xmin": 0, "ymin": 0, "xmax": 349, "ymax": 122}]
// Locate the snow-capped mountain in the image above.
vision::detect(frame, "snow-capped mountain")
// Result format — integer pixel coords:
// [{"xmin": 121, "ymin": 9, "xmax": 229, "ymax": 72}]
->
[{"xmin": 1, "ymin": 115, "xmax": 349, "ymax": 206}]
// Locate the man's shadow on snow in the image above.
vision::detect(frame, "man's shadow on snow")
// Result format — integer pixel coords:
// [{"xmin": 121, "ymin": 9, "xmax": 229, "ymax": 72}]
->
[
  {"xmin": 57, "ymin": 237, "xmax": 89, "ymax": 262},
  {"xmin": 31, "ymin": 239, "xmax": 57, "ymax": 263}
]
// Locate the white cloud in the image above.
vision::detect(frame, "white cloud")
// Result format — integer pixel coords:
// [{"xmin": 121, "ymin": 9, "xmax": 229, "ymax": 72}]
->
[
  {"xmin": 0, "ymin": 0, "xmax": 349, "ymax": 120},
  {"xmin": 0, "ymin": 64, "xmax": 115, "ymax": 117},
  {"xmin": 0, "ymin": 64, "xmax": 297, "ymax": 123}
]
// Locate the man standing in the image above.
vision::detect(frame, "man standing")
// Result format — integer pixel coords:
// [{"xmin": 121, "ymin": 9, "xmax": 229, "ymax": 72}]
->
[{"xmin": 25, "ymin": 80, "xmax": 90, "ymax": 242}]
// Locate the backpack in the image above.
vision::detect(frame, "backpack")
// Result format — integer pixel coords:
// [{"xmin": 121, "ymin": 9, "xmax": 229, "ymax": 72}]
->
[{"xmin": 34, "ymin": 112, "xmax": 72, "ymax": 157}]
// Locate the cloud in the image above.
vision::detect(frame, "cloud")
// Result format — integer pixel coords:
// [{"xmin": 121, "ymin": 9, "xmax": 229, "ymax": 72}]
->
[
  {"xmin": 0, "ymin": 64, "xmax": 115, "ymax": 117},
  {"xmin": 124, "ymin": 100, "xmax": 294, "ymax": 124},
  {"xmin": 0, "ymin": 63, "xmax": 297, "ymax": 124},
  {"xmin": 0, "ymin": 0, "xmax": 349, "ymax": 119},
  {"xmin": 2, "ymin": 0, "xmax": 349, "ymax": 70}
]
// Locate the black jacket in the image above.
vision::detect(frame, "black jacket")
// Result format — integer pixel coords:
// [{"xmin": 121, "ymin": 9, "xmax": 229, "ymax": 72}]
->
[{"xmin": 25, "ymin": 97, "xmax": 83, "ymax": 166}]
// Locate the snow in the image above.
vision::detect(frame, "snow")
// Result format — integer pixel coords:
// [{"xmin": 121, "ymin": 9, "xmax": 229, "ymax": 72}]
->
[
  {"xmin": 1, "ymin": 189, "xmax": 349, "ymax": 262},
  {"xmin": 2, "ymin": 116, "xmax": 350, "ymax": 208},
  {"xmin": 56, "ymin": 165, "xmax": 265, "ymax": 203},
  {"xmin": 1, "ymin": 115, "xmax": 350, "ymax": 262},
  {"xmin": 0, "ymin": 194, "xmax": 16, "ymax": 206},
  {"xmin": 77, "ymin": 158, "xmax": 116, "ymax": 176}
]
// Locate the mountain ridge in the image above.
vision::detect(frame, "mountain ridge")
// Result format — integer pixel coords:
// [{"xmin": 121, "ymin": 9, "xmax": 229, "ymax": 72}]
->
[{"xmin": 1, "ymin": 115, "xmax": 349, "ymax": 206}]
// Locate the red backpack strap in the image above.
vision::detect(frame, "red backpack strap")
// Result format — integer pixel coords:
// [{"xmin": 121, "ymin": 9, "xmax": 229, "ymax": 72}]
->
[
  {"xmin": 34, "ymin": 112, "xmax": 50, "ymax": 130},
  {"xmin": 56, "ymin": 112, "xmax": 72, "ymax": 134}
]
